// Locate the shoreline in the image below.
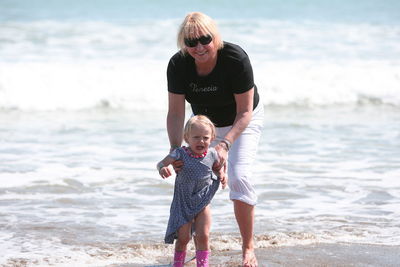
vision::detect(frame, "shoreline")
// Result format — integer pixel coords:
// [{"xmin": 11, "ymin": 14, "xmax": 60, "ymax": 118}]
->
[{"xmin": 105, "ymin": 243, "xmax": 400, "ymax": 267}]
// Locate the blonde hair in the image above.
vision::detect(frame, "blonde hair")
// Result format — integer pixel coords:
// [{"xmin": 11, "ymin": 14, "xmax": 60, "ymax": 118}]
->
[
  {"xmin": 177, "ymin": 12, "xmax": 224, "ymax": 54},
  {"xmin": 184, "ymin": 115, "xmax": 216, "ymax": 143}
]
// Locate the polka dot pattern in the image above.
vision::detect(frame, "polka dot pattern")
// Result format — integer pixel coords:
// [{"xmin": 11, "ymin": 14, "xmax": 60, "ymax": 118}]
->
[{"xmin": 164, "ymin": 147, "xmax": 220, "ymax": 244}]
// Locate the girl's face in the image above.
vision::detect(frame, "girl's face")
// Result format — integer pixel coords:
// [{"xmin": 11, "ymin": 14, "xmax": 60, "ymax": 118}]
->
[{"xmin": 186, "ymin": 123, "xmax": 213, "ymax": 155}]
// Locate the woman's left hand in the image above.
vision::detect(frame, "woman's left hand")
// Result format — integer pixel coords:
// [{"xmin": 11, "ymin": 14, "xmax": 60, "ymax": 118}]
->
[{"xmin": 214, "ymin": 142, "xmax": 228, "ymax": 171}]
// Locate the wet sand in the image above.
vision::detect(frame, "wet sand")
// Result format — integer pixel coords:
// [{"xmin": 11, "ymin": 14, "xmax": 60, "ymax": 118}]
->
[
  {"xmin": 109, "ymin": 243, "xmax": 400, "ymax": 267},
  {"xmin": 211, "ymin": 243, "xmax": 400, "ymax": 267}
]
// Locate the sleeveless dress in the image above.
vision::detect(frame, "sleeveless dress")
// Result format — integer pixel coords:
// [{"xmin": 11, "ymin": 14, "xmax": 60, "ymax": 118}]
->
[{"xmin": 164, "ymin": 146, "xmax": 220, "ymax": 244}]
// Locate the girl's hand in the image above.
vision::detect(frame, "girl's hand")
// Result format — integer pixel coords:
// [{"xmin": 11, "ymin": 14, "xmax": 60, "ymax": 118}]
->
[
  {"xmin": 159, "ymin": 166, "xmax": 173, "ymax": 179},
  {"xmin": 213, "ymin": 155, "xmax": 228, "ymax": 189},
  {"xmin": 157, "ymin": 155, "xmax": 181, "ymax": 178},
  {"xmin": 220, "ymin": 174, "xmax": 228, "ymax": 189},
  {"xmin": 214, "ymin": 164, "xmax": 228, "ymax": 189},
  {"xmin": 219, "ymin": 168, "xmax": 228, "ymax": 189}
]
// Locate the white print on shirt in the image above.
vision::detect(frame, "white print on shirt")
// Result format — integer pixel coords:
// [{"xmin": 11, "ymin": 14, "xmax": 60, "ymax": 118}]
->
[{"xmin": 189, "ymin": 83, "xmax": 218, "ymax": 93}]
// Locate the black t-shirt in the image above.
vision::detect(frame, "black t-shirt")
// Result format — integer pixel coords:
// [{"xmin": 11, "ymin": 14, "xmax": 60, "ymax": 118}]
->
[{"xmin": 167, "ymin": 42, "xmax": 260, "ymax": 127}]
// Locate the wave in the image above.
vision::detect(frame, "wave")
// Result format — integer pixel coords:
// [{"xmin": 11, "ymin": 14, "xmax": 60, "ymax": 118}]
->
[
  {"xmin": 0, "ymin": 59, "xmax": 399, "ymax": 111},
  {"xmin": 1, "ymin": 20, "xmax": 399, "ymax": 62},
  {"xmin": 255, "ymin": 59, "xmax": 400, "ymax": 107},
  {"xmin": 0, "ymin": 20, "xmax": 399, "ymax": 111}
]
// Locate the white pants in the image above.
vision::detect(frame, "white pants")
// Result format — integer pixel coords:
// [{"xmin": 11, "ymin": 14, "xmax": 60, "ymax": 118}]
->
[{"xmin": 212, "ymin": 103, "xmax": 264, "ymax": 206}]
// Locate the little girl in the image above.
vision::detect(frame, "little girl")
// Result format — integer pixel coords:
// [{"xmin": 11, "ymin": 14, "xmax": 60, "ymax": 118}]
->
[{"xmin": 157, "ymin": 115, "xmax": 227, "ymax": 267}]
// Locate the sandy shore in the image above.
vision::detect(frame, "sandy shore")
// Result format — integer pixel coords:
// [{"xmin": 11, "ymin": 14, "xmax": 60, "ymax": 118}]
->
[{"xmin": 107, "ymin": 243, "xmax": 400, "ymax": 267}]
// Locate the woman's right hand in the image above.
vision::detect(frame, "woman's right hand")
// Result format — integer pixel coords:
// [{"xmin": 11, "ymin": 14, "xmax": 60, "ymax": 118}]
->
[{"xmin": 172, "ymin": 160, "xmax": 184, "ymax": 173}]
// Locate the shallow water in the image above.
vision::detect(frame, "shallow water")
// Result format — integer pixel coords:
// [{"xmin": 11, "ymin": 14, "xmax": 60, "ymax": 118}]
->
[{"xmin": 1, "ymin": 106, "xmax": 399, "ymax": 266}]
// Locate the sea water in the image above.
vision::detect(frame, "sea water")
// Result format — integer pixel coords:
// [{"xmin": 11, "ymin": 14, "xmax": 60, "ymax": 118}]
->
[{"xmin": 1, "ymin": 0, "xmax": 400, "ymax": 266}]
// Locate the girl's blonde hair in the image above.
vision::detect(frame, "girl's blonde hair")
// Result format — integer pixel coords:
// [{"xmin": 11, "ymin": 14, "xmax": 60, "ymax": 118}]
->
[
  {"xmin": 177, "ymin": 12, "xmax": 224, "ymax": 54},
  {"xmin": 184, "ymin": 115, "xmax": 216, "ymax": 142}
]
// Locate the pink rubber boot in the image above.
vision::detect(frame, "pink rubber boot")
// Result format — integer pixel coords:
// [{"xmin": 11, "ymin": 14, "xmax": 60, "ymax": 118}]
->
[
  {"xmin": 196, "ymin": 250, "xmax": 210, "ymax": 267},
  {"xmin": 173, "ymin": 251, "xmax": 186, "ymax": 267}
]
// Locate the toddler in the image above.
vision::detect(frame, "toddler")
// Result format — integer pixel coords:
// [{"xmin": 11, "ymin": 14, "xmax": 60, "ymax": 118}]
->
[{"xmin": 157, "ymin": 115, "xmax": 227, "ymax": 267}]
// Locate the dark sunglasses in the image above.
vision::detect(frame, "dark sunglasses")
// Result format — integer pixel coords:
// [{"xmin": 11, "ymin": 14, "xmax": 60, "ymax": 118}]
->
[{"xmin": 184, "ymin": 35, "xmax": 213, "ymax": 48}]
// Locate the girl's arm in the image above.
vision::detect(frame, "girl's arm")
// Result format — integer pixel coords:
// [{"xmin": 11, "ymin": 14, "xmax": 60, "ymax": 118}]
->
[{"xmin": 157, "ymin": 155, "xmax": 177, "ymax": 179}]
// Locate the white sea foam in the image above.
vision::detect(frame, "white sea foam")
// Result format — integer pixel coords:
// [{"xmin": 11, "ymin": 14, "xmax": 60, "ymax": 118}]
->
[
  {"xmin": 0, "ymin": 59, "xmax": 399, "ymax": 110},
  {"xmin": 1, "ymin": 20, "xmax": 399, "ymax": 111},
  {"xmin": 0, "ymin": 60, "xmax": 169, "ymax": 111},
  {"xmin": 255, "ymin": 60, "xmax": 400, "ymax": 106}
]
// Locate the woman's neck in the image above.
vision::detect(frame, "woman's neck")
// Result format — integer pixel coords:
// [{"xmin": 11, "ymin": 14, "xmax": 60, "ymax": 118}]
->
[{"xmin": 195, "ymin": 54, "xmax": 217, "ymax": 76}]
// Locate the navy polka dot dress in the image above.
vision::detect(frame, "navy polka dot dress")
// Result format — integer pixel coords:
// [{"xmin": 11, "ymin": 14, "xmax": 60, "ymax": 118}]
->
[{"xmin": 164, "ymin": 146, "xmax": 220, "ymax": 244}]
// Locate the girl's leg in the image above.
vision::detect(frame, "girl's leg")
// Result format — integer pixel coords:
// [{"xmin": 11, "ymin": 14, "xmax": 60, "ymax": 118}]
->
[
  {"xmin": 173, "ymin": 251, "xmax": 186, "ymax": 267},
  {"xmin": 196, "ymin": 250, "xmax": 210, "ymax": 267},
  {"xmin": 194, "ymin": 206, "xmax": 212, "ymax": 267},
  {"xmin": 194, "ymin": 205, "xmax": 211, "ymax": 250},
  {"xmin": 174, "ymin": 222, "xmax": 192, "ymax": 267}
]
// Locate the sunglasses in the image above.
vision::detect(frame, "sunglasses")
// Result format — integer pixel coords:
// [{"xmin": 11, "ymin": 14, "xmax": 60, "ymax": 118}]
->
[{"xmin": 184, "ymin": 35, "xmax": 213, "ymax": 48}]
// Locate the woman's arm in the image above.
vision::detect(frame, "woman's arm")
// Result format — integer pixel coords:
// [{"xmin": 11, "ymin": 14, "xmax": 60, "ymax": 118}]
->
[
  {"xmin": 214, "ymin": 88, "xmax": 254, "ymax": 166},
  {"xmin": 225, "ymin": 87, "xmax": 254, "ymax": 143},
  {"xmin": 167, "ymin": 92, "xmax": 186, "ymax": 150}
]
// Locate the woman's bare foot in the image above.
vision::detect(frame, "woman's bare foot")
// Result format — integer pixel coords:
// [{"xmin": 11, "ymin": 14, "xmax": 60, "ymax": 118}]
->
[{"xmin": 243, "ymin": 249, "xmax": 258, "ymax": 267}]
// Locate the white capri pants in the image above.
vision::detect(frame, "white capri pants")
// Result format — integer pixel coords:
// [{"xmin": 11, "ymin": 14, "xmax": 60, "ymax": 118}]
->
[{"xmin": 212, "ymin": 103, "xmax": 264, "ymax": 206}]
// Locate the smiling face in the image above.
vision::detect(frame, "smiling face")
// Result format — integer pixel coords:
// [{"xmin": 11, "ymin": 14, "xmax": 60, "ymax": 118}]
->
[
  {"xmin": 177, "ymin": 12, "xmax": 224, "ymax": 57},
  {"xmin": 185, "ymin": 122, "xmax": 213, "ymax": 156},
  {"xmin": 185, "ymin": 33, "xmax": 218, "ymax": 64}
]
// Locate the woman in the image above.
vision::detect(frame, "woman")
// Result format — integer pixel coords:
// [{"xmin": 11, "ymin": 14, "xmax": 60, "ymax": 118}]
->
[{"xmin": 166, "ymin": 12, "xmax": 264, "ymax": 267}]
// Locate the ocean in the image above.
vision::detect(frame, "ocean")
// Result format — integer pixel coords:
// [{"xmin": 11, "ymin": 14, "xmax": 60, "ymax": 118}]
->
[{"xmin": 1, "ymin": 0, "xmax": 399, "ymax": 266}]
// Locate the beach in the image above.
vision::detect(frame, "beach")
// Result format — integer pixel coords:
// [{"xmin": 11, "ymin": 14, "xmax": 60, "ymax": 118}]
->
[
  {"xmin": 211, "ymin": 243, "xmax": 400, "ymax": 267},
  {"xmin": 1, "ymin": 0, "xmax": 400, "ymax": 266},
  {"xmin": 85, "ymin": 241, "xmax": 400, "ymax": 267},
  {"xmin": 7, "ymin": 242, "xmax": 400, "ymax": 267}
]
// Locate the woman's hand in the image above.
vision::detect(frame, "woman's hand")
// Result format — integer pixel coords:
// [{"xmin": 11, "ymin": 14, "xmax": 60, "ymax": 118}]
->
[
  {"xmin": 171, "ymin": 160, "xmax": 184, "ymax": 173},
  {"xmin": 214, "ymin": 141, "xmax": 229, "ymax": 170}
]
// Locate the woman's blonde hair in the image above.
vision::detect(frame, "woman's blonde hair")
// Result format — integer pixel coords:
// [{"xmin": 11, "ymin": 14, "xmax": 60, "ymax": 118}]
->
[
  {"xmin": 184, "ymin": 115, "xmax": 216, "ymax": 143},
  {"xmin": 177, "ymin": 12, "xmax": 224, "ymax": 54}
]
